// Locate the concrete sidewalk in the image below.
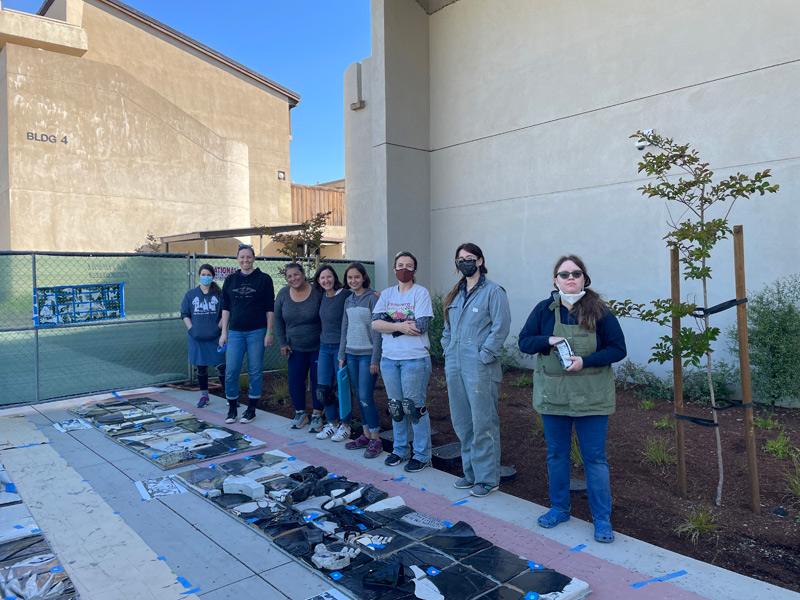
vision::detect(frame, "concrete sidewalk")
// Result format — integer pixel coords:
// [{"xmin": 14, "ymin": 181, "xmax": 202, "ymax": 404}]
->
[{"xmin": 1, "ymin": 387, "xmax": 797, "ymax": 600}]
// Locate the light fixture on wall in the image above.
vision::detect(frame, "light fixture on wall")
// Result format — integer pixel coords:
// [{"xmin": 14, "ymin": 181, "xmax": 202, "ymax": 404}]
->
[
  {"xmin": 277, "ymin": 171, "xmax": 286, "ymax": 180},
  {"xmin": 635, "ymin": 129, "xmax": 654, "ymax": 151}
]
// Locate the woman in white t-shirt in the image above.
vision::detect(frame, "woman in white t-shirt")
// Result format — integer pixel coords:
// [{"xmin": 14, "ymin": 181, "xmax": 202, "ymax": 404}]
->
[{"xmin": 371, "ymin": 251, "xmax": 434, "ymax": 474}]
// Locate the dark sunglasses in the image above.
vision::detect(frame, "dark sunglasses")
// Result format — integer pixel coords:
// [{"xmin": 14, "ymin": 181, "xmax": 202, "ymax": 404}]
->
[
  {"xmin": 557, "ymin": 270, "xmax": 584, "ymax": 279},
  {"xmin": 238, "ymin": 244, "xmax": 253, "ymax": 250}
]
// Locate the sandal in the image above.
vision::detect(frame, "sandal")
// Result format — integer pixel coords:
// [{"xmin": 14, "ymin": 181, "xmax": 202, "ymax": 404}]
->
[
  {"xmin": 594, "ymin": 520, "xmax": 615, "ymax": 543},
  {"xmin": 537, "ymin": 508, "xmax": 570, "ymax": 529}
]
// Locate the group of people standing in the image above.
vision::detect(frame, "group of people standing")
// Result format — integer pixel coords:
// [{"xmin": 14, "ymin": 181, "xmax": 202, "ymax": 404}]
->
[{"xmin": 180, "ymin": 243, "xmax": 627, "ymax": 543}]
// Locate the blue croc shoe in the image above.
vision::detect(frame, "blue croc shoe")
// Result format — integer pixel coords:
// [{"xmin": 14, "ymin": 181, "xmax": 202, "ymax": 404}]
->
[
  {"xmin": 537, "ymin": 508, "xmax": 570, "ymax": 529},
  {"xmin": 594, "ymin": 520, "xmax": 615, "ymax": 543}
]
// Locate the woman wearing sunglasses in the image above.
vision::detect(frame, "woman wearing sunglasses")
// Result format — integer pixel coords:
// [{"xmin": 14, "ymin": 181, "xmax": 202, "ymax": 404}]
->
[
  {"xmin": 441, "ymin": 243, "xmax": 511, "ymax": 498},
  {"xmin": 518, "ymin": 254, "xmax": 626, "ymax": 543},
  {"xmin": 219, "ymin": 244, "xmax": 275, "ymax": 424}
]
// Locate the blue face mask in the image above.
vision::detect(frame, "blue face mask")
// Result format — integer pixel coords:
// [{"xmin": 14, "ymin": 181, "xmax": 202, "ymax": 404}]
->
[{"xmin": 199, "ymin": 275, "xmax": 213, "ymax": 286}]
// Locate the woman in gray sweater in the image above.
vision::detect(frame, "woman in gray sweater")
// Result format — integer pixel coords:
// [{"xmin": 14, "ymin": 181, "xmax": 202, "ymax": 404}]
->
[{"xmin": 274, "ymin": 263, "xmax": 323, "ymax": 431}]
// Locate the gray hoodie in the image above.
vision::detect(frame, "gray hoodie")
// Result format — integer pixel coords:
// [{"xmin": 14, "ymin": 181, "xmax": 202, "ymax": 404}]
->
[{"xmin": 338, "ymin": 288, "xmax": 382, "ymax": 364}]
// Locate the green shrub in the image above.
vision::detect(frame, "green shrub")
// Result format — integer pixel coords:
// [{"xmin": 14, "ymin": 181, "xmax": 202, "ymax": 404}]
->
[
  {"xmin": 614, "ymin": 360, "xmax": 671, "ymax": 400},
  {"xmin": 754, "ymin": 415, "xmax": 780, "ymax": 430},
  {"xmin": 642, "ymin": 436, "xmax": 676, "ymax": 467},
  {"xmin": 570, "ymin": 433, "xmax": 583, "ymax": 467},
  {"xmin": 511, "ymin": 375, "xmax": 533, "ymax": 388},
  {"xmin": 239, "ymin": 374, "xmax": 250, "ymax": 393},
  {"xmin": 763, "ymin": 431, "xmax": 795, "ymax": 460},
  {"xmin": 681, "ymin": 360, "xmax": 737, "ymax": 404},
  {"xmin": 639, "ymin": 398, "xmax": 656, "ymax": 411},
  {"xmin": 500, "ymin": 337, "xmax": 529, "ymax": 373},
  {"xmin": 785, "ymin": 456, "xmax": 800, "ymax": 505},
  {"xmin": 531, "ymin": 412, "xmax": 544, "ymax": 437},
  {"xmin": 428, "ymin": 293, "xmax": 445, "ymax": 365},
  {"xmin": 728, "ymin": 274, "xmax": 800, "ymax": 405},
  {"xmin": 654, "ymin": 414, "xmax": 674, "ymax": 430},
  {"xmin": 676, "ymin": 506, "xmax": 721, "ymax": 544}
]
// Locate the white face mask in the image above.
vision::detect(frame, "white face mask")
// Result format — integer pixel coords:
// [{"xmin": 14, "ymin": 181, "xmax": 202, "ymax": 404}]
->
[{"xmin": 557, "ymin": 282, "xmax": 585, "ymax": 305}]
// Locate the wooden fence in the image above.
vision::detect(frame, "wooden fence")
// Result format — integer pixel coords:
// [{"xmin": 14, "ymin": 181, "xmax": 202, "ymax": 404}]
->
[{"xmin": 291, "ymin": 184, "xmax": 345, "ymax": 226}]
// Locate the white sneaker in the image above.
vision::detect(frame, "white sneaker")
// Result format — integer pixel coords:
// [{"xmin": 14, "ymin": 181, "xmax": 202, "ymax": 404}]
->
[
  {"xmin": 315, "ymin": 423, "xmax": 336, "ymax": 440},
  {"xmin": 331, "ymin": 423, "xmax": 351, "ymax": 442}
]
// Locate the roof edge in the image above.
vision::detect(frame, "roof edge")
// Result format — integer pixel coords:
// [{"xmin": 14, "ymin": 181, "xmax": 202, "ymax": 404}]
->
[{"xmin": 38, "ymin": 0, "xmax": 300, "ymax": 106}]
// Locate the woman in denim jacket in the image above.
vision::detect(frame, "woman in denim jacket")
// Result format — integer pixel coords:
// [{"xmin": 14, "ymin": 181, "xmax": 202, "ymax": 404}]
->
[{"xmin": 441, "ymin": 243, "xmax": 511, "ymax": 498}]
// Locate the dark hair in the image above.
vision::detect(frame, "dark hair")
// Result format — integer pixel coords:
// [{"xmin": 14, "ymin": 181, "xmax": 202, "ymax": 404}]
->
[
  {"xmin": 552, "ymin": 254, "xmax": 607, "ymax": 331},
  {"xmin": 312, "ymin": 264, "xmax": 342, "ymax": 292},
  {"xmin": 394, "ymin": 251, "xmax": 418, "ymax": 284},
  {"xmin": 343, "ymin": 262, "xmax": 371, "ymax": 289},
  {"xmin": 284, "ymin": 263, "xmax": 305, "ymax": 278},
  {"xmin": 198, "ymin": 263, "xmax": 222, "ymax": 296},
  {"xmin": 443, "ymin": 243, "xmax": 487, "ymax": 323},
  {"xmin": 237, "ymin": 244, "xmax": 255, "ymax": 258}
]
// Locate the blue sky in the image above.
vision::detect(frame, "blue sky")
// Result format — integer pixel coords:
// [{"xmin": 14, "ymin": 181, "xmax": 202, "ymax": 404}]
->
[{"xmin": 4, "ymin": 0, "xmax": 371, "ymax": 184}]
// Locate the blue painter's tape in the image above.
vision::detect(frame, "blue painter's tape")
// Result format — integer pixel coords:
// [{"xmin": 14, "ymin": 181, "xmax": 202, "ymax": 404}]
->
[
  {"xmin": 13, "ymin": 525, "xmax": 23, "ymax": 530},
  {"xmin": 181, "ymin": 588, "xmax": 201, "ymax": 595},
  {"xmin": 367, "ymin": 543, "xmax": 386, "ymax": 548},
  {"xmin": 329, "ymin": 473, "xmax": 339, "ymax": 478},
  {"xmin": 346, "ymin": 505, "xmax": 357, "ymax": 511},
  {"xmin": 151, "ymin": 455, "xmax": 160, "ymax": 459},
  {"xmin": 528, "ymin": 561, "xmax": 545, "ymax": 569},
  {"xmin": 113, "ymin": 512, "xmax": 120, "ymax": 515},
  {"xmin": 630, "ymin": 570, "xmax": 688, "ymax": 588},
  {"xmin": 393, "ymin": 476, "xmax": 405, "ymax": 482},
  {"xmin": 245, "ymin": 455, "xmax": 253, "ymax": 460},
  {"xmin": 50, "ymin": 566, "xmax": 63, "ymax": 573},
  {"xmin": 112, "ymin": 391, "xmax": 123, "ymax": 399},
  {"xmin": 569, "ymin": 544, "xmax": 586, "ymax": 552},
  {"xmin": 443, "ymin": 521, "xmax": 453, "ymax": 528},
  {"xmin": 330, "ymin": 572, "xmax": 343, "ymax": 580},
  {"xmin": 5, "ymin": 483, "xmax": 16, "ymax": 493},
  {"xmin": 183, "ymin": 439, "xmax": 190, "ymax": 442},
  {"xmin": 451, "ymin": 499, "xmax": 468, "ymax": 506},
  {"xmin": 246, "ymin": 518, "xmax": 258, "ymax": 523},
  {"xmin": 228, "ymin": 448, "xmax": 236, "ymax": 452},
  {"xmin": 287, "ymin": 441, "xmax": 306, "ymax": 446},
  {"xmin": 31, "ymin": 529, "xmax": 41, "ymax": 534},
  {"xmin": 82, "ymin": 479, "xmax": 89, "ymax": 483},
  {"xmin": 208, "ymin": 463, "xmax": 216, "ymax": 468},
  {"xmin": 354, "ymin": 510, "xmax": 364, "ymax": 515},
  {"xmin": 157, "ymin": 556, "xmax": 166, "ymax": 561},
  {"xmin": 287, "ymin": 457, "xmax": 296, "ymax": 461},
  {"xmin": 195, "ymin": 454, "xmax": 204, "ymax": 459},
  {"xmin": 357, "ymin": 524, "xmax": 367, "ymax": 531},
  {"xmin": 176, "ymin": 576, "xmax": 192, "ymax": 588},
  {"xmin": 426, "ymin": 567, "xmax": 440, "ymax": 577},
  {"xmin": 280, "ymin": 466, "xmax": 287, "ymax": 469},
  {"xmin": 421, "ymin": 487, "xmax": 426, "ymax": 491},
  {"xmin": 524, "ymin": 593, "xmax": 540, "ymax": 600}
]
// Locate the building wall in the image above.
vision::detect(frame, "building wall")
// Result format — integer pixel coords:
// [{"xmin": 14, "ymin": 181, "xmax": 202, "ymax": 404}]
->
[
  {"xmin": 66, "ymin": 0, "xmax": 293, "ymax": 227},
  {"xmin": 0, "ymin": 47, "xmax": 9, "ymax": 250},
  {"xmin": 346, "ymin": 0, "xmax": 800, "ymax": 367},
  {"xmin": 5, "ymin": 43, "xmax": 250, "ymax": 252}
]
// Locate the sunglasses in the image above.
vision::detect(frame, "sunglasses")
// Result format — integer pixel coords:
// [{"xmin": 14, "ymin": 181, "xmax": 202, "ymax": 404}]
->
[
  {"xmin": 556, "ymin": 270, "xmax": 584, "ymax": 279},
  {"xmin": 238, "ymin": 244, "xmax": 253, "ymax": 250}
]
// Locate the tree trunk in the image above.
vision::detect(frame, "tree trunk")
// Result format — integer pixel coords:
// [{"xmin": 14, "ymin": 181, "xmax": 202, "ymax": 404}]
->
[{"xmin": 702, "ymin": 273, "xmax": 725, "ymax": 506}]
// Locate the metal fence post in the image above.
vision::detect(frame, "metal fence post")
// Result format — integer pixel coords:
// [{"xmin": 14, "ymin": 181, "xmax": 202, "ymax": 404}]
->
[
  {"xmin": 187, "ymin": 253, "xmax": 194, "ymax": 384},
  {"xmin": 31, "ymin": 253, "xmax": 40, "ymax": 403}
]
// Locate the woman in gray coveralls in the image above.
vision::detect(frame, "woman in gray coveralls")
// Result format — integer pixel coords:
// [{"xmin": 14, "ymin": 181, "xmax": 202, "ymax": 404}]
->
[{"xmin": 441, "ymin": 243, "xmax": 511, "ymax": 498}]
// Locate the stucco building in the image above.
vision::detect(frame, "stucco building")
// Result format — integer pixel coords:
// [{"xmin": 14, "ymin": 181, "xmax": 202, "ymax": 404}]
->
[
  {"xmin": 344, "ymin": 0, "xmax": 800, "ymax": 367},
  {"xmin": 1, "ymin": 0, "xmax": 300, "ymax": 254}
]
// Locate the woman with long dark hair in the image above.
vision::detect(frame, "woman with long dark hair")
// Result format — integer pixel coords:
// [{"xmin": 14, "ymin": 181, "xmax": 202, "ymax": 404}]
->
[
  {"xmin": 313, "ymin": 264, "xmax": 353, "ymax": 442},
  {"xmin": 518, "ymin": 254, "xmax": 626, "ymax": 543},
  {"xmin": 181, "ymin": 264, "xmax": 226, "ymax": 408},
  {"xmin": 274, "ymin": 263, "xmax": 324, "ymax": 431},
  {"xmin": 441, "ymin": 243, "xmax": 511, "ymax": 497},
  {"xmin": 339, "ymin": 262, "xmax": 383, "ymax": 458},
  {"xmin": 219, "ymin": 245, "xmax": 275, "ymax": 424}
]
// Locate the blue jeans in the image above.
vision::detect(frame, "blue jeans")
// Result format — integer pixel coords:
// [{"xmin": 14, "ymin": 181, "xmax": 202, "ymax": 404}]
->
[
  {"xmin": 225, "ymin": 328, "xmax": 266, "ymax": 401},
  {"xmin": 288, "ymin": 349, "xmax": 320, "ymax": 412},
  {"xmin": 347, "ymin": 353, "xmax": 378, "ymax": 431},
  {"xmin": 317, "ymin": 342, "xmax": 341, "ymax": 422},
  {"xmin": 380, "ymin": 356, "xmax": 432, "ymax": 462},
  {"xmin": 541, "ymin": 414, "xmax": 611, "ymax": 523}
]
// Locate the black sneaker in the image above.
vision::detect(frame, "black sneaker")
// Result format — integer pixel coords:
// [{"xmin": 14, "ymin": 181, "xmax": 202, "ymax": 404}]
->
[
  {"xmin": 404, "ymin": 459, "xmax": 430, "ymax": 473},
  {"xmin": 225, "ymin": 404, "xmax": 237, "ymax": 424},
  {"xmin": 240, "ymin": 407, "xmax": 256, "ymax": 423},
  {"xmin": 384, "ymin": 453, "xmax": 406, "ymax": 467}
]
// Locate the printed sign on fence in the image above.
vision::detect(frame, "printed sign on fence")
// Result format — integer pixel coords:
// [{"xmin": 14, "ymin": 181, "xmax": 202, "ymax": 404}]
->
[{"xmin": 33, "ymin": 282, "xmax": 126, "ymax": 326}]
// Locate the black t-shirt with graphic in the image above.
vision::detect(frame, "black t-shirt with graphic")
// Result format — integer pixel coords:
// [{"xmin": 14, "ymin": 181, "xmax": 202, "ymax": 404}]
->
[{"xmin": 221, "ymin": 268, "xmax": 275, "ymax": 331}]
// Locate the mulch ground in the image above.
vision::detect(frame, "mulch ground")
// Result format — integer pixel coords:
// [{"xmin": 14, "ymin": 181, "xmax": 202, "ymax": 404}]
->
[{"xmin": 212, "ymin": 363, "xmax": 800, "ymax": 592}]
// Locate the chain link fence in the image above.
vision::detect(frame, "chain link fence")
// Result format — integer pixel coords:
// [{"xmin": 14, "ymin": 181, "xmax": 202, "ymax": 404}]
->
[{"xmin": 0, "ymin": 252, "xmax": 374, "ymax": 407}]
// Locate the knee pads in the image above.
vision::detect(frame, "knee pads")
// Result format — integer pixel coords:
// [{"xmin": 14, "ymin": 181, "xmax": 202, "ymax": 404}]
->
[
  {"xmin": 387, "ymin": 398, "xmax": 404, "ymax": 422},
  {"xmin": 316, "ymin": 385, "xmax": 336, "ymax": 407},
  {"xmin": 401, "ymin": 398, "xmax": 427, "ymax": 425}
]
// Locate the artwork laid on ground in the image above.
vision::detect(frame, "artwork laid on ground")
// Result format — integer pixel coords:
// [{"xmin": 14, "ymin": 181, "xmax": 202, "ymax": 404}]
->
[
  {"xmin": 176, "ymin": 452, "xmax": 589, "ymax": 600},
  {"xmin": 134, "ymin": 476, "xmax": 188, "ymax": 501},
  {"xmin": 34, "ymin": 283, "xmax": 124, "ymax": 326},
  {"xmin": 0, "ymin": 463, "xmax": 78, "ymax": 599},
  {"xmin": 69, "ymin": 398, "xmax": 265, "ymax": 469}
]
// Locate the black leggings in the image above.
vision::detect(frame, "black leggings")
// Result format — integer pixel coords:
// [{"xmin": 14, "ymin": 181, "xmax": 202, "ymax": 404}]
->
[{"xmin": 197, "ymin": 364, "xmax": 226, "ymax": 391}]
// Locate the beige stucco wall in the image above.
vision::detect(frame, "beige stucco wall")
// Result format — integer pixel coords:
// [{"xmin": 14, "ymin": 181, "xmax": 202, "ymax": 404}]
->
[
  {"xmin": 346, "ymin": 0, "xmax": 800, "ymax": 368},
  {"xmin": 63, "ymin": 0, "xmax": 293, "ymax": 227},
  {"xmin": 5, "ymin": 43, "xmax": 250, "ymax": 251},
  {"xmin": 0, "ymin": 46, "xmax": 8, "ymax": 250}
]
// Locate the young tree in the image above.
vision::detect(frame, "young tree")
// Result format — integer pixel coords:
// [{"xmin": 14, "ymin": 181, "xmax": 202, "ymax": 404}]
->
[
  {"xmin": 610, "ymin": 131, "xmax": 779, "ymax": 505},
  {"xmin": 134, "ymin": 230, "xmax": 162, "ymax": 253},
  {"xmin": 263, "ymin": 211, "xmax": 332, "ymax": 275}
]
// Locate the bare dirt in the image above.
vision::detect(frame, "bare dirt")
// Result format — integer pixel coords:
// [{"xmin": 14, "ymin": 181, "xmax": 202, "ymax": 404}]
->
[{"xmin": 216, "ymin": 363, "xmax": 800, "ymax": 592}]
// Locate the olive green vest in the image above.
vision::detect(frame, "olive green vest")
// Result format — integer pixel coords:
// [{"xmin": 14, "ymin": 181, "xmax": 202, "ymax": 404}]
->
[{"xmin": 533, "ymin": 296, "xmax": 616, "ymax": 416}]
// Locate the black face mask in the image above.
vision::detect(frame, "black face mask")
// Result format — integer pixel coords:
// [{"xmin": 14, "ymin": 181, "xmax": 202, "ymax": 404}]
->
[{"xmin": 457, "ymin": 259, "xmax": 478, "ymax": 277}]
